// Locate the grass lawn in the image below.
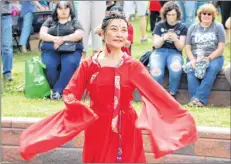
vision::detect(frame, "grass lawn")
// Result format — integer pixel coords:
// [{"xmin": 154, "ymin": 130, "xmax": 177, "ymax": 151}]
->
[{"xmin": 1, "ymin": 16, "xmax": 230, "ymax": 128}]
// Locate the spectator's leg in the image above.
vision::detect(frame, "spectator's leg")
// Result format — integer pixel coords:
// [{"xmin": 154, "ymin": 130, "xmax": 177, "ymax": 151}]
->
[
  {"xmin": 78, "ymin": 1, "xmax": 91, "ymax": 58},
  {"xmin": 167, "ymin": 51, "xmax": 183, "ymax": 95},
  {"xmin": 1, "ymin": 15, "xmax": 13, "ymax": 81},
  {"xmin": 150, "ymin": 11, "xmax": 159, "ymax": 32},
  {"xmin": 136, "ymin": 1, "xmax": 149, "ymax": 42},
  {"xmin": 224, "ymin": 63, "xmax": 231, "ymax": 85},
  {"xmin": 123, "ymin": 1, "xmax": 136, "ymax": 19},
  {"xmin": 91, "ymin": 1, "xmax": 106, "ymax": 54},
  {"xmin": 149, "ymin": 49, "xmax": 167, "ymax": 85},
  {"xmin": 73, "ymin": 1, "xmax": 78, "ymax": 19},
  {"xmin": 176, "ymin": 1, "xmax": 186, "ymax": 25},
  {"xmin": 220, "ymin": 1, "xmax": 231, "ymax": 43},
  {"xmin": 41, "ymin": 47, "xmax": 61, "ymax": 90},
  {"xmin": 187, "ymin": 70, "xmax": 200, "ymax": 100},
  {"xmin": 195, "ymin": 56, "xmax": 224, "ymax": 104},
  {"xmin": 54, "ymin": 50, "xmax": 82, "ymax": 94},
  {"xmin": 19, "ymin": 12, "xmax": 33, "ymax": 53},
  {"xmin": 196, "ymin": 1, "xmax": 206, "ymax": 11},
  {"xmin": 183, "ymin": 1, "xmax": 197, "ymax": 27}
]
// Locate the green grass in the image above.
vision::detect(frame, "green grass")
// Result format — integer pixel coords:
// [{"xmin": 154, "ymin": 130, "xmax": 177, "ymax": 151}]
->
[{"xmin": 1, "ymin": 16, "xmax": 230, "ymax": 128}]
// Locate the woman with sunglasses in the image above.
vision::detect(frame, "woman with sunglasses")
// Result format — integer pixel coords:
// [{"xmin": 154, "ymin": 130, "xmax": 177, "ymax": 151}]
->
[
  {"xmin": 39, "ymin": 1, "xmax": 84, "ymax": 100},
  {"xmin": 185, "ymin": 3, "xmax": 226, "ymax": 107},
  {"xmin": 19, "ymin": 10, "xmax": 197, "ymax": 163}
]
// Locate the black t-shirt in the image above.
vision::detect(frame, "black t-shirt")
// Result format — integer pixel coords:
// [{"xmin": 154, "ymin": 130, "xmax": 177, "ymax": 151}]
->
[
  {"xmin": 152, "ymin": 20, "xmax": 188, "ymax": 50},
  {"xmin": 42, "ymin": 17, "xmax": 84, "ymax": 43}
]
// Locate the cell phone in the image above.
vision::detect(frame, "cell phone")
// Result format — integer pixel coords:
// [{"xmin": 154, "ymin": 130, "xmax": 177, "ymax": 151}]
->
[{"xmin": 168, "ymin": 29, "xmax": 174, "ymax": 33}]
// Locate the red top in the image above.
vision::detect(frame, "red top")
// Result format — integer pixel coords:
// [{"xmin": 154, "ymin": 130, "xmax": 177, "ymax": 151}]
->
[
  {"xmin": 121, "ymin": 23, "xmax": 134, "ymax": 56},
  {"xmin": 19, "ymin": 53, "xmax": 198, "ymax": 162},
  {"xmin": 149, "ymin": 0, "xmax": 161, "ymax": 11}
]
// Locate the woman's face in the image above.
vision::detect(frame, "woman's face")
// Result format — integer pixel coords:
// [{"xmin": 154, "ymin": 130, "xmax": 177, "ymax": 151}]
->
[
  {"xmin": 57, "ymin": 3, "xmax": 70, "ymax": 19},
  {"xmin": 201, "ymin": 11, "xmax": 213, "ymax": 24},
  {"xmin": 103, "ymin": 19, "xmax": 128, "ymax": 49},
  {"xmin": 166, "ymin": 9, "xmax": 178, "ymax": 24}
]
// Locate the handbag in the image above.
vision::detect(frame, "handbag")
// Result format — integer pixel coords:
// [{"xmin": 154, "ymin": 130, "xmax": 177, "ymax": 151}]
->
[
  {"xmin": 183, "ymin": 58, "xmax": 210, "ymax": 79},
  {"xmin": 57, "ymin": 41, "xmax": 77, "ymax": 53},
  {"xmin": 140, "ymin": 47, "xmax": 156, "ymax": 66},
  {"xmin": 25, "ymin": 57, "xmax": 51, "ymax": 98},
  {"xmin": 56, "ymin": 23, "xmax": 77, "ymax": 54}
]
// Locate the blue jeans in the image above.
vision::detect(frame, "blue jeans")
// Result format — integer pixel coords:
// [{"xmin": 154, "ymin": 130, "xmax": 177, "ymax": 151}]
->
[
  {"xmin": 196, "ymin": 1, "xmax": 206, "ymax": 11},
  {"xmin": 19, "ymin": 12, "xmax": 33, "ymax": 46},
  {"xmin": 41, "ymin": 42, "xmax": 82, "ymax": 94},
  {"xmin": 187, "ymin": 56, "xmax": 224, "ymax": 104},
  {"xmin": 1, "ymin": 15, "xmax": 13, "ymax": 75},
  {"xmin": 149, "ymin": 48, "xmax": 183, "ymax": 94},
  {"xmin": 73, "ymin": 1, "xmax": 78, "ymax": 19},
  {"xmin": 177, "ymin": 1, "xmax": 197, "ymax": 28}
]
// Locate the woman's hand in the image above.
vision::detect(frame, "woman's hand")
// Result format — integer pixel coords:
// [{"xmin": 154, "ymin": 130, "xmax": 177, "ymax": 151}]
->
[
  {"xmin": 162, "ymin": 33, "xmax": 170, "ymax": 41},
  {"xmin": 202, "ymin": 56, "xmax": 212, "ymax": 62},
  {"xmin": 168, "ymin": 32, "xmax": 178, "ymax": 42},
  {"xmin": 190, "ymin": 59, "xmax": 197, "ymax": 68},
  {"xmin": 53, "ymin": 37, "xmax": 64, "ymax": 49},
  {"xmin": 53, "ymin": 37, "xmax": 64, "ymax": 45}
]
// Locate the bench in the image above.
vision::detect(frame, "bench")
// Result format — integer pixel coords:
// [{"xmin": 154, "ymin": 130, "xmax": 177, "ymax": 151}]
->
[
  {"xmin": 1, "ymin": 117, "xmax": 230, "ymax": 163},
  {"xmin": 133, "ymin": 70, "xmax": 231, "ymax": 106}
]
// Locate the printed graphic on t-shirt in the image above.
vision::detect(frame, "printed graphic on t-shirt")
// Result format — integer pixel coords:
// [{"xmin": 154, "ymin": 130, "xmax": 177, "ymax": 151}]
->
[{"xmin": 194, "ymin": 32, "xmax": 216, "ymax": 51}]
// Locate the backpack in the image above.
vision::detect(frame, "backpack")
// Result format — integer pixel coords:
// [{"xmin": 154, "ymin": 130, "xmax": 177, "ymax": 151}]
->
[{"xmin": 139, "ymin": 50, "xmax": 152, "ymax": 66}]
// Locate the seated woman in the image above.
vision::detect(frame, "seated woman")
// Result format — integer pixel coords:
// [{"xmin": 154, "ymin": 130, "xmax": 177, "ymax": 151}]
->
[
  {"xmin": 149, "ymin": 1, "xmax": 187, "ymax": 98},
  {"xmin": 185, "ymin": 3, "xmax": 226, "ymax": 107},
  {"xmin": 40, "ymin": 1, "xmax": 84, "ymax": 100}
]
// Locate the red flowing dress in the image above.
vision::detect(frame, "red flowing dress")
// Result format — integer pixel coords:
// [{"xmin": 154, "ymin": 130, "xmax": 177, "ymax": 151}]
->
[{"xmin": 19, "ymin": 53, "xmax": 198, "ymax": 163}]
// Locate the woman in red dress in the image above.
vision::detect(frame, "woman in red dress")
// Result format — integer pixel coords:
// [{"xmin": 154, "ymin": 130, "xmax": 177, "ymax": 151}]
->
[{"xmin": 19, "ymin": 11, "xmax": 198, "ymax": 163}]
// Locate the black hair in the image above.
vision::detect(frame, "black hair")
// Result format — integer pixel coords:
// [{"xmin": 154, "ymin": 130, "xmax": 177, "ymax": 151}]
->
[
  {"xmin": 101, "ymin": 10, "xmax": 128, "ymax": 31},
  {"xmin": 52, "ymin": 1, "xmax": 75, "ymax": 21}
]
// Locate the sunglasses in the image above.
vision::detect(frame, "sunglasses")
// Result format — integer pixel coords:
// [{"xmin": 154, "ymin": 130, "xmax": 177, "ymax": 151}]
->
[{"xmin": 202, "ymin": 12, "xmax": 212, "ymax": 16}]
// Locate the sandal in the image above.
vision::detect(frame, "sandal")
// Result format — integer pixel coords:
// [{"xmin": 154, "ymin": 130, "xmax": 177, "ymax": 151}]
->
[
  {"xmin": 191, "ymin": 98, "xmax": 204, "ymax": 107},
  {"xmin": 187, "ymin": 98, "xmax": 204, "ymax": 107},
  {"xmin": 169, "ymin": 92, "xmax": 177, "ymax": 99}
]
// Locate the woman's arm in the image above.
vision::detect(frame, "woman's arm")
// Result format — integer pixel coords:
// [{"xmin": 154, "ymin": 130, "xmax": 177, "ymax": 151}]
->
[
  {"xmin": 173, "ymin": 35, "xmax": 186, "ymax": 51},
  {"xmin": 130, "ymin": 61, "xmax": 198, "ymax": 159},
  {"xmin": 207, "ymin": 42, "xmax": 225, "ymax": 60},
  {"xmin": 225, "ymin": 17, "xmax": 231, "ymax": 29},
  {"xmin": 32, "ymin": 1, "xmax": 46, "ymax": 11},
  {"xmin": 62, "ymin": 29, "xmax": 84, "ymax": 42},
  {"xmin": 153, "ymin": 34, "xmax": 169, "ymax": 48},
  {"xmin": 39, "ymin": 26, "xmax": 57, "ymax": 42},
  {"xmin": 207, "ymin": 23, "xmax": 226, "ymax": 61},
  {"xmin": 185, "ymin": 44, "xmax": 197, "ymax": 67},
  {"xmin": 19, "ymin": 61, "xmax": 98, "ymax": 161}
]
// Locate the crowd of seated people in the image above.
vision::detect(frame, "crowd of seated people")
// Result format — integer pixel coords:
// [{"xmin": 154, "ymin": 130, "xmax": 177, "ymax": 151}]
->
[
  {"xmin": 149, "ymin": 2, "xmax": 227, "ymax": 107},
  {"xmin": 2, "ymin": 1, "xmax": 229, "ymax": 106}
]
